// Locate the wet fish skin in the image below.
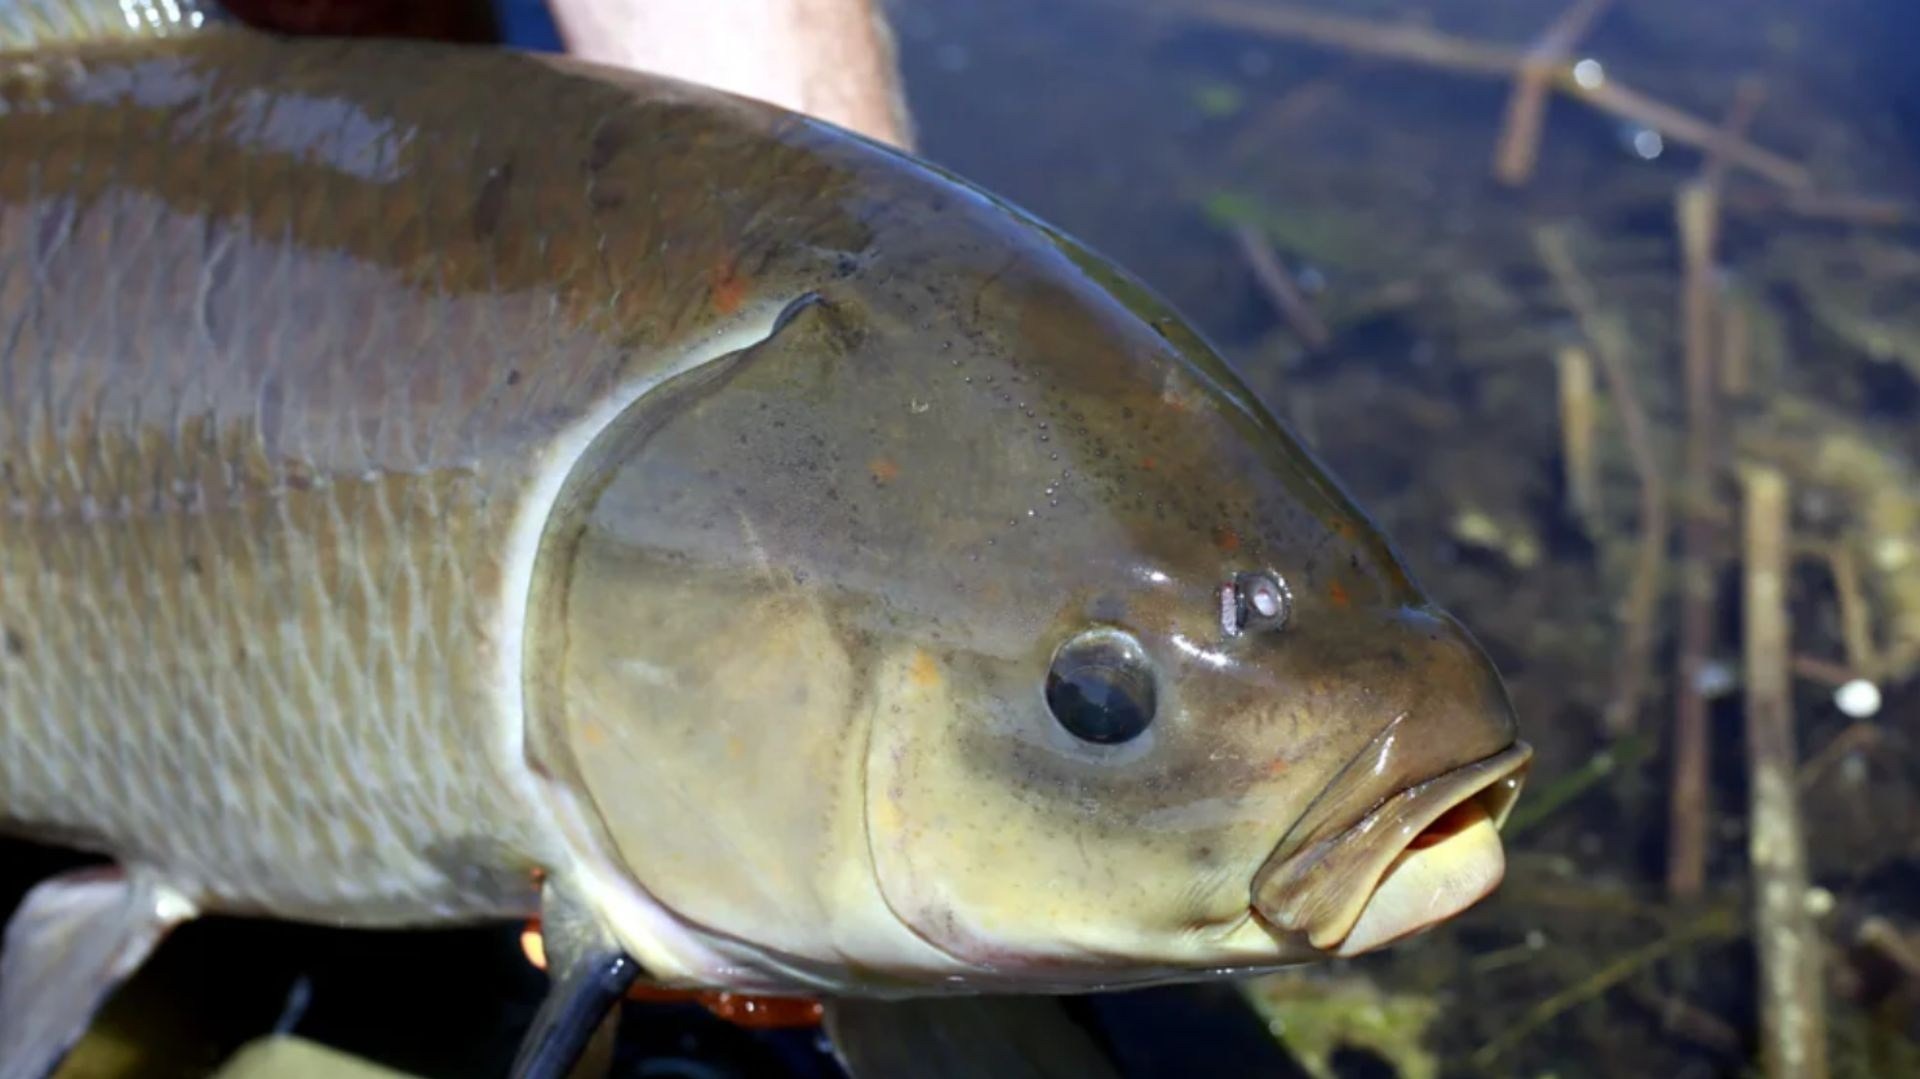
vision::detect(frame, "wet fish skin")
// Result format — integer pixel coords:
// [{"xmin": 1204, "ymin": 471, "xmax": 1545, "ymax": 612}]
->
[
  {"xmin": 0, "ymin": 21, "xmax": 892, "ymax": 1073},
  {"xmin": 0, "ymin": 6, "xmax": 1529, "ymax": 1076},
  {"xmin": 0, "ymin": 27, "xmax": 859, "ymax": 921}
]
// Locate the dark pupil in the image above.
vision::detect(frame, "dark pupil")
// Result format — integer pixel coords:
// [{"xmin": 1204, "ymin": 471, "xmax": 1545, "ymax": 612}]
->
[{"xmin": 1045, "ymin": 656, "xmax": 1155, "ymax": 745}]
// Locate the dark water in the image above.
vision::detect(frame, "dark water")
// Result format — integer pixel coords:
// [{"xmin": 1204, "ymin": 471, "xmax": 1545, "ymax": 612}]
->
[{"xmin": 12, "ymin": 1, "xmax": 1920, "ymax": 1077}]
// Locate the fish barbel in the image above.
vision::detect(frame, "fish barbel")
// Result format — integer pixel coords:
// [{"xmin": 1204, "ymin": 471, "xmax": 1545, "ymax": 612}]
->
[{"xmin": 0, "ymin": 2, "xmax": 1529, "ymax": 1075}]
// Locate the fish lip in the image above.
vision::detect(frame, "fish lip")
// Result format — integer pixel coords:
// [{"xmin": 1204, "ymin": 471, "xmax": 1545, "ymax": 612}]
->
[{"xmin": 1248, "ymin": 741, "xmax": 1532, "ymax": 951}]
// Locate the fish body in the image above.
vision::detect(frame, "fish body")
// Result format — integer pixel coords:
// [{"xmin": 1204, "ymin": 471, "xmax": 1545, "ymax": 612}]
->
[
  {"xmin": 0, "ymin": 10, "xmax": 776, "ymax": 929},
  {"xmin": 0, "ymin": 3, "xmax": 1529, "ymax": 1075}
]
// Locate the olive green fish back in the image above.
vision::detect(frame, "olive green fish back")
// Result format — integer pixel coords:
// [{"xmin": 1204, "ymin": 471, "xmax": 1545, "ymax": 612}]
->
[{"xmin": 0, "ymin": 26, "xmax": 858, "ymax": 919}]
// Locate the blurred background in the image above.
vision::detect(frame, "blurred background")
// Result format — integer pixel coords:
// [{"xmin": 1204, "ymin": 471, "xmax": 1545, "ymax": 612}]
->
[{"xmin": 11, "ymin": 1, "xmax": 1920, "ymax": 1076}]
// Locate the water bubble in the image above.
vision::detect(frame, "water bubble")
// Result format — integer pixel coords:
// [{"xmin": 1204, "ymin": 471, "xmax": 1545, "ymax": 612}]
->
[
  {"xmin": 1572, "ymin": 58, "xmax": 1604, "ymax": 89},
  {"xmin": 1629, "ymin": 127, "xmax": 1664, "ymax": 160},
  {"xmin": 1691, "ymin": 659, "xmax": 1738, "ymax": 699},
  {"xmin": 1039, "ymin": 433, "xmax": 1050, "ymax": 442},
  {"xmin": 1835, "ymin": 678, "xmax": 1882, "ymax": 718}
]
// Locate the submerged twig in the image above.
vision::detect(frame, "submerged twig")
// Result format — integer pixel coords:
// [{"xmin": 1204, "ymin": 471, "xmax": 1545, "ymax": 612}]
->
[
  {"xmin": 1700, "ymin": 79, "xmax": 1766, "ymax": 190},
  {"xmin": 1469, "ymin": 936, "xmax": 1547, "ymax": 976},
  {"xmin": 1740, "ymin": 463, "xmax": 1829, "ymax": 1079},
  {"xmin": 1533, "ymin": 226, "xmax": 1667, "ymax": 737},
  {"xmin": 1668, "ymin": 83, "xmax": 1758, "ymax": 900},
  {"xmin": 1183, "ymin": 0, "xmax": 1810, "ymax": 187},
  {"xmin": 1185, "ymin": 1, "xmax": 1514, "ymax": 75},
  {"xmin": 1668, "ymin": 180, "xmax": 1724, "ymax": 901},
  {"xmin": 1798, "ymin": 722, "xmax": 1883, "ymax": 792},
  {"xmin": 1556, "ymin": 344, "xmax": 1601, "ymax": 529},
  {"xmin": 1858, "ymin": 917, "xmax": 1920, "ymax": 983},
  {"xmin": 1468, "ymin": 906, "xmax": 1743, "ymax": 1069},
  {"xmin": 1718, "ymin": 293, "xmax": 1752, "ymax": 399},
  {"xmin": 1556, "ymin": 70, "xmax": 1803, "ymax": 186},
  {"xmin": 1723, "ymin": 187, "xmax": 1914, "ymax": 226},
  {"xmin": 1232, "ymin": 224, "xmax": 1331, "ymax": 348},
  {"xmin": 1493, "ymin": 0, "xmax": 1615, "ymax": 185},
  {"xmin": 1790, "ymin": 653, "xmax": 1855, "ymax": 687},
  {"xmin": 1500, "ymin": 877, "xmax": 1666, "ymax": 922},
  {"xmin": 1827, "ymin": 545, "xmax": 1881, "ymax": 677},
  {"xmin": 1625, "ymin": 983, "xmax": 1745, "ymax": 1057},
  {"xmin": 1504, "ymin": 731, "xmax": 1651, "ymax": 837}
]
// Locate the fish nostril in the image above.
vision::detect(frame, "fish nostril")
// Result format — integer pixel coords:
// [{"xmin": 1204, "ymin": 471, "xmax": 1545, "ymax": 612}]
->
[{"xmin": 1220, "ymin": 570, "xmax": 1292, "ymax": 637}]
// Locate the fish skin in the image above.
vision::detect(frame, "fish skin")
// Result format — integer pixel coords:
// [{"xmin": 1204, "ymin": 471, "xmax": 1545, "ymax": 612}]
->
[
  {"xmin": 0, "ymin": 7, "xmax": 1530, "ymax": 1073},
  {"xmin": 0, "ymin": 27, "xmax": 855, "ymax": 920}
]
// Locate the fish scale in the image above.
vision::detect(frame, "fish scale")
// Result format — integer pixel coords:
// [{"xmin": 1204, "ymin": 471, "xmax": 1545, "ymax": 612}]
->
[
  {"xmin": 0, "ymin": 46, "xmax": 578, "ymax": 922},
  {"xmin": 0, "ymin": 3, "xmax": 848, "ymax": 938}
]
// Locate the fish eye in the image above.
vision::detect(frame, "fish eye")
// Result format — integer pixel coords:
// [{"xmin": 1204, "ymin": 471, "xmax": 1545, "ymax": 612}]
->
[{"xmin": 1044, "ymin": 629, "xmax": 1157, "ymax": 745}]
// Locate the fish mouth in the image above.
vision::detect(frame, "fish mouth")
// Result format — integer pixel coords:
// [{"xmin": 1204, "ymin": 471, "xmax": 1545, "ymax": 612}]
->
[{"xmin": 1251, "ymin": 742, "xmax": 1532, "ymax": 957}]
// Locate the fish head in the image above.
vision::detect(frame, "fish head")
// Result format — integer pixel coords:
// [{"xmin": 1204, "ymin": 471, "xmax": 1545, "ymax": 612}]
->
[
  {"xmin": 528, "ymin": 149, "xmax": 1527, "ymax": 992},
  {"xmin": 833, "ymin": 230, "xmax": 1532, "ymax": 985}
]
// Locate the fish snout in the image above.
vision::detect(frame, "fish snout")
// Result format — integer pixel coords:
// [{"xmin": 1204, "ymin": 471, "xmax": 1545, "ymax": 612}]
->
[
  {"xmin": 1250, "ymin": 742, "xmax": 1530, "ymax": 956},
  {"xmin": 1248, "ymin": 606, "xmax": 1532, "ymax": 957}
]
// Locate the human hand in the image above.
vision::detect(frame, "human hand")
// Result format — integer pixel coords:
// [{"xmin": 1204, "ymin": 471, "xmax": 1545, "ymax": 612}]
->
[{"xmin": 544, "ymin": 0, "xmax": 914, "ymax": 149}]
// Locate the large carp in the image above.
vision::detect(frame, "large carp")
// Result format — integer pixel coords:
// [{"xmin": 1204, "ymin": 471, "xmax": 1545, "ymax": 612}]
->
[{"xmin": 0, "ymin": 2, "xmax": 1530, "ymax": 1075}]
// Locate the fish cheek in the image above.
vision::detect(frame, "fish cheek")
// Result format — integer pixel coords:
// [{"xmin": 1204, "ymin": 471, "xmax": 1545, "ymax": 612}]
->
[
  {"xmin": 865, "ymin": 649, "xmax": 1267, "ymax": 966},
  {"xmin": 550, "ymin": 546, "xmax": 871, "ymax": 964}
]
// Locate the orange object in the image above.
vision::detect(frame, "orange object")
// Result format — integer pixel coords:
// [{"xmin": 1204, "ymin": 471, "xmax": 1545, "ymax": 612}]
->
[
  {"xmin": 519, "ymin": 919, "xmax": 823, "ymax": 1029},
  {"xmin": 708, "ymin": 260, "xmax": 749, "ymax": 315}
]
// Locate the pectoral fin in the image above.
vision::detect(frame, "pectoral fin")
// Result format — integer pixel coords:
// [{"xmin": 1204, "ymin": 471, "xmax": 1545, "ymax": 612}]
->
[
  {"xmin": 508, "ymin": 881, "xmax": 637, "ymax": 1079},
  {"xmin": 822, "ymin": 996, "xmax": 1121, "ymax": 1079},
  {"xmin": 0, "ymin": 867, "xmax": 194, "ymax": 1079}
]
